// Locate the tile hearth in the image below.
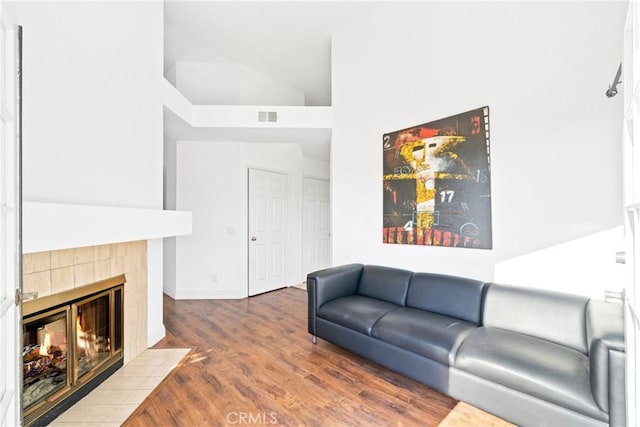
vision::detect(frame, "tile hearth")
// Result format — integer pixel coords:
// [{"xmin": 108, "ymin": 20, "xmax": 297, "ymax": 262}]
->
[{"xmin": 49, "ymin": 348, "xmax": 190, "ymax": 426}]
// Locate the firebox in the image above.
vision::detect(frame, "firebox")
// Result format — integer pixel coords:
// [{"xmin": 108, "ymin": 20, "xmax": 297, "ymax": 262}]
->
[{"xmin": 22, "ymin": 275, "xmax": 125, "ymax": 427}]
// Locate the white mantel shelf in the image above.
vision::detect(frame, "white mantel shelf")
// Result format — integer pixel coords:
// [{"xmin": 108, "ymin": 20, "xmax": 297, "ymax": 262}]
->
[{"xmin": 23, "ymin": 201, "xmax": 192, "ymax": 254}]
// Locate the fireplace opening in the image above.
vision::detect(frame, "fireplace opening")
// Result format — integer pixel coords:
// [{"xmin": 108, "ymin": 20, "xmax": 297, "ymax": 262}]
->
[
  {"xmin": 22, "ymin": 275, "xmax": 125, "ymax": 427},
  {"xmin": 23, "ymin": 308, "xmax": 69, "ymax": 410}
]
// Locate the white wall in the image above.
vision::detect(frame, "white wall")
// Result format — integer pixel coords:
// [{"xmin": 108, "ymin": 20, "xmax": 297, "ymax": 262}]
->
[
  {"xmin": 13, "ymin": 1, "xmax": 166, "ymax": 344},
  {"xmin": 174, "ymin": 141, "xmax": 324, "ymax": 298},
  {"xmin": 163, "ymin": 135, "xmax": 178, "ymax": 297},
  {"xmin": 331, "ymin": 2, "xmax": 626, "ymax": 289},
  {"xmin": 175, "ymin": 61, "xmax": 305, "ymax": 106},
  {"xmin": 164, "ymin": 136, "xmax": 177, "ymax": 211},
  {"xmin": 147, "ymin": 238, "xmax": 165, "ymax": 345},
  {"xmin": 495, "ymin": 227, "xmax": 625, "ymax": 298},
  {"xmin": 175, "ymin": 141, "xmax": 245, "ymax": 298},
  {"xmin": 16, "ymin": 1, "xmax": 163, "ymax": 208},
  {"xmin": 303, "ymin": 157, "xmax": 330, "ymax": 180},
  {"xmin": 165, "ymin": 63, "xmax": 177, "ymax": 87}
]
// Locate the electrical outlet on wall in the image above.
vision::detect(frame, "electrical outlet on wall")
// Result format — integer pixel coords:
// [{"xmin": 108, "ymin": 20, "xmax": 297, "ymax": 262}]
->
[{"xmin": 210, "ymin": 275, "xmax": 218, "ymax": 284}]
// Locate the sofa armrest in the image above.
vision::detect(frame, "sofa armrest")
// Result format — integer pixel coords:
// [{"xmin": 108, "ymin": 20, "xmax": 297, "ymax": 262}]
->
[
  {"xmin": 307, "ymin": 263, "xmax": 363, "ymax": 335},
  {"xmin": 586, "ymin": 300, "xmax": 626, "ymax": 426}
]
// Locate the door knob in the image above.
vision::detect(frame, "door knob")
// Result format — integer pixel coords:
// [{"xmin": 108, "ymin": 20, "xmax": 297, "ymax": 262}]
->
[{"xmin": 251, "ymin": 236, "xmax": 257, "ymax": 241}]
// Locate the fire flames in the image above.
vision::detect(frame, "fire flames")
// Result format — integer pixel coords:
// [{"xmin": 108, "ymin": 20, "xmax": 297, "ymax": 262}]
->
[
  {"xmin": 30, "ymin": 313, "xmax": 98, "ymax": 362},
  {"xmin": 38, "ymin": 329, "xmax": 52, "ymax": 356},
  {"xmin": 36, "ymin": 326, "xmax": 66, "ymax": 357},
  {"xmin": 76, "ymin": 315, "xmax": 97, "ymax": 358},
  {"xmin": 23, "ymin": 324, "xmax": 67, "ymax": 381}
]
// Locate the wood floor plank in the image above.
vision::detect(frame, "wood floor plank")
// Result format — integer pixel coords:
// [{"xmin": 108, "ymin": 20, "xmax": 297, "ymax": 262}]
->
[{"xmin": 123, "ymin": 287, "xmax": 464, "ymax": 426}]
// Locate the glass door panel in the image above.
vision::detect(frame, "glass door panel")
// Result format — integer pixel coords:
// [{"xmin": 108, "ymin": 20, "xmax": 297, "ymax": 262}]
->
[{"xmin": 74, "ymin": 292, "xmax": 111, "ymax": 380}]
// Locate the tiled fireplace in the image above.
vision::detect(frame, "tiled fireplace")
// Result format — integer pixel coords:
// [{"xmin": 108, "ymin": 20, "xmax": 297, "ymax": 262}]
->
[
  {"xmin": 23, "ymin": 241, "xmax": 149, "ymax": 362},
  {"xmin": 22, "ymin": 241, "xmax": 149, "ymax": 425}
]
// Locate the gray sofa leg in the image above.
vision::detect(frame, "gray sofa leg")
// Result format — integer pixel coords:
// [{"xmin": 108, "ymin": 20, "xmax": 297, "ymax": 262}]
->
[{"xmin": 311, "ymin": 335, "xmax": 317, "ymax": 344}]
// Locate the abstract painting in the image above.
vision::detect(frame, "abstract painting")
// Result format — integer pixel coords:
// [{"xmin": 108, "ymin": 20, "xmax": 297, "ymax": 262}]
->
[{"xmin": 383, "ymin": 107, "xmax": 492, "ymax": 249}]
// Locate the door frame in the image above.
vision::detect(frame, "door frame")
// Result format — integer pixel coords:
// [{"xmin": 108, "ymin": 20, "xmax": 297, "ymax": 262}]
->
[
  {"xmin": 623, "ymin": 1, "xmax": 640, "ymax": 423},
  {"xmin": 0, "ymin": 4, "xmax": 22, "ymax": 425}
]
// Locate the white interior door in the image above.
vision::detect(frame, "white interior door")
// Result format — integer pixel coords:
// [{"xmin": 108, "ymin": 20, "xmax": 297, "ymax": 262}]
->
[
  {"xmin": 302, "ymin": 177, "xmax": 330, "ymax": 279},
  {"xmin": 248, "ymin": 169, "xmax": 288, "ymax": 296},
  {"xmin": 623, "ymin": 1, "xmax": 640, "ymax": 424},
  {"xmin": 0, "ymin": 5, "xmax": 21, "ymax": 426}
]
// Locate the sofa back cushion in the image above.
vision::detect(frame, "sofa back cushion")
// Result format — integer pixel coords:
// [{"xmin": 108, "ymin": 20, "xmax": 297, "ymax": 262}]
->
[
  {"xmin": 406, "ymin": 273, "xmax": 486, "ymax": 324},
  {"xmin": 357, "ymin": 265, "xmax": 413, "ymax": 305},
  {"xmin": 483, "ymin": 283, "xmax": 589, "ymax": 354}
]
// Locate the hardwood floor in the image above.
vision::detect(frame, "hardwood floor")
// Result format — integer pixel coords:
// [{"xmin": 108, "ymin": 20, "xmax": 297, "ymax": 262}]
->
[{"xmin": 123, "ymin": 287, "xmax": 489, "ymax": 426}]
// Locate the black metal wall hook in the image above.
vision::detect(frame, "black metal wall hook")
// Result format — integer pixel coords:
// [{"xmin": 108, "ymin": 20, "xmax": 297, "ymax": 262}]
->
[{"xmin": 606, "ymin": 62, "xmax": 622, "ymax": 98}]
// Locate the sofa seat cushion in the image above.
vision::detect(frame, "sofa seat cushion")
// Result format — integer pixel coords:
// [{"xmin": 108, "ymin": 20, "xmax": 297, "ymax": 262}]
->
[
  {"xmin": 455, "ymin": 327, "xmax": 606, "ymax": 422},
  {"xmin": 371, "ymin": 308, "xmax": 477, "ymax": 365},
  {"xmin": 317, "ymin": 295, "xmax": 399, "ymax": 336}
]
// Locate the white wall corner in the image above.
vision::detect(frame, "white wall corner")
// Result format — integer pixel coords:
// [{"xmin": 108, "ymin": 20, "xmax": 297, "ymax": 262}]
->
[{"xmin": 147, "ymin": 238, "xmax": 166, "ymax": 346}]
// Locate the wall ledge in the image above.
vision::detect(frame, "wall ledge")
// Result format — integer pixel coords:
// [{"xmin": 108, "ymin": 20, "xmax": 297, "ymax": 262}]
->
[
  {"xmin": 163, "ymin": 78, "xmax": 333, "ymax": 129},
  {"xmin": 23, "ymin": 201, "xmax": 192, "ymax": 253}
]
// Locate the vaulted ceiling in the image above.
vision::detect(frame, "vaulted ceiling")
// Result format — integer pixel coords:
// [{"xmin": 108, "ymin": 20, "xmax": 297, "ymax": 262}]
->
[
  {"xmin": 163, "ymin": 1, "xmax": 378, "ymax": 160},
  {"xmin": 164, "ymin": 1, "xmax": 371, "ymax": 106}
]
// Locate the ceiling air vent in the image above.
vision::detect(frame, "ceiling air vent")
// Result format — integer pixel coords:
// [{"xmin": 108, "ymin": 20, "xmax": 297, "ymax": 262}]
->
[{"xmin": 258, "ymin": 111, "xmax": 278, "ymax": 123}]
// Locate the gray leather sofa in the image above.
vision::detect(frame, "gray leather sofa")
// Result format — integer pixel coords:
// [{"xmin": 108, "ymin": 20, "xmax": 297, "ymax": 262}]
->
[{"xmin": 307, "ymin": 263, "xmax": 626, "ymax": 426}]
